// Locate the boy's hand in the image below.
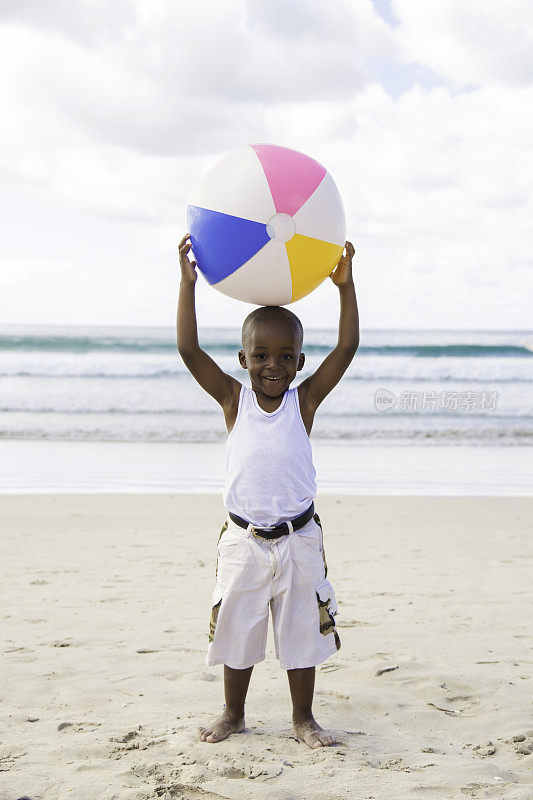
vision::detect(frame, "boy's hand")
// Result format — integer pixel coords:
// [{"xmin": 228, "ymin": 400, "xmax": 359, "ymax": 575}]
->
[
  {"xmin": 179, "ymin": 233, "xmax": 197, "ymax": 285},
  {"xmin": 329, "ymin": 241, "xmax": 355, "ymax": 286}
]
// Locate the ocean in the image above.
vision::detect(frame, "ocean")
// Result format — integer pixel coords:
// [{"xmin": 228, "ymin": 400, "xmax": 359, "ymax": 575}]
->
[
  {"xmin": 1, "ymin": 325, "xmax": 532, "ymax": 445},
  {"xmin": 1, "ymin": 325, "xmax": 532, "ymax": 494}
]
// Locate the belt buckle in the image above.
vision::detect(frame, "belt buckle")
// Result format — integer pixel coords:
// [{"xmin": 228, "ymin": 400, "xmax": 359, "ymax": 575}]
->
[{"xmin": 251, "ymin": 524, "xmax": 274, "ymax": 539}]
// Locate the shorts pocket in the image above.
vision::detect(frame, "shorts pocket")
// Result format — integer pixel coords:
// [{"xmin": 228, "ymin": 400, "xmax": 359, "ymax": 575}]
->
[
  {"xmin": 296, "ymin": 520, "xmax": 323, "ymax": 553},
  {"xmin": 316, "ymin": 577, "xmax": 338, "ymax": 616},
  {"xmin": 209, "ymin": 590, "xmax": 223, "ymax": 643},
  {"xmin": 217, "ymin": 529, "xmax": 252, "ymax": 565},
  {"xmin": 315, "ymin": 578, "xmax": 341, "ymax": 650}
]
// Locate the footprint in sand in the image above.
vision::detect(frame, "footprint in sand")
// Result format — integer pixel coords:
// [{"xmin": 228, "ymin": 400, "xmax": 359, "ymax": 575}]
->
[
  {"xmin": 108, "ymin": 727, "xmax": 168, "ymax": 759},
  {"xmin": 316, "ymin": 688, "xmax": 351, "ymax": 701},
  {"xmin": 109, "ymin": 729, "xmax": 140, "ymax": 744},
  {"xmin": 473, "ymin": 740, "xmax": 496, "ymax": 756},
  {"xmin": 205, "ymin": 754, "xmax": 283, "ymax": 781},
  {"xmin": 57, "ymin": 721, "xmax": 102, "ymax": 733},
  {"xmin": 511, "ymin": 732, "xmax": 533, "ymax": 755},
  {"xmin": 159, "ymin": 671, "xmax": 188, "ymax": 682},
  {"xmin": 0, "ymin": 751, "xmax": 27, "ymax": 771}
]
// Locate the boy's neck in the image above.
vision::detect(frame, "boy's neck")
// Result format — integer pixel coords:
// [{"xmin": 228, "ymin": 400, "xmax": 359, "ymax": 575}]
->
[{"xmin": 252, "ymin": 386, "xmax": 287, "ymax": 413}]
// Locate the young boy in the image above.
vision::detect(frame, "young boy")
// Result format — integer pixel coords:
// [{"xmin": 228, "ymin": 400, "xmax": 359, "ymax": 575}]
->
[{"xmin": 177, "ymin": 233, "xmax": 359, "ymax": 748}]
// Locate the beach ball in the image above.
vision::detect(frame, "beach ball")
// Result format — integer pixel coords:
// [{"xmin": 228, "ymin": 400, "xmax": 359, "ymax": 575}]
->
[{"xmin": 187, "ymin": 144, "xmax": 346, "ymax": 305}]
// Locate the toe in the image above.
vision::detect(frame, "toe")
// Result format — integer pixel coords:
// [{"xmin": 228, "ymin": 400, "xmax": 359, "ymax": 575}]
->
[
  {"xmin": 304, "ymin": 732, "xmax": 323, "ymax": 748},
  {"xmin": 318, "ymin": 731, "xmax": 337, "ymax": 746}
]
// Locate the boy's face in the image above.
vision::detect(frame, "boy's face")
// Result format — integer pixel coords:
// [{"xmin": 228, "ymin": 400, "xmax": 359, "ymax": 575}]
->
[{"xmin": 238, "ymin": 320, "xmax": 305, "ymax": 397}]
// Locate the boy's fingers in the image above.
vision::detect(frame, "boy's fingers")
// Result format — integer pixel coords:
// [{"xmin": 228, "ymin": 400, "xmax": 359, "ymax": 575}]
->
[{"xmin": 178, "ymin": 233, "xmax": 191, "ymax": 248}]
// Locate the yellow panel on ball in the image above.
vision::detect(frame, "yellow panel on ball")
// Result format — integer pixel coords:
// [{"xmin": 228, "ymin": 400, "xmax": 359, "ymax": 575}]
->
[{"xmin": 286, "ymin": 235, "xmax": 344, "ymax": 303}]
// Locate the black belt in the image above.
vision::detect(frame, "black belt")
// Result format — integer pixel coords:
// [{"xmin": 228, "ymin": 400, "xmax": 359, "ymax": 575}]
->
[{"xmin": 228, "ymin": 502, "xmax": 315, "ymax": 540}]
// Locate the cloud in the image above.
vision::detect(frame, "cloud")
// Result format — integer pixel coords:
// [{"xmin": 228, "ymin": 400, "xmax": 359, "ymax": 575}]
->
[
  {"xmin": 0, "ymin": 0, "xmax": 394, "ymax": 211},
  {"xmin": 0, "ymin": 0, "xmax": 136, "ymax": 43},
  {"xmin": 245, "ymin": 0, "xmax": 392, "ymax": 46},
  {"xmin": 0, "ymin": 0, "xmax": 532, "ymax": 328},
  {"xmin": 393, "ymin": 0, "xmax": 533, "ymax": 87}
]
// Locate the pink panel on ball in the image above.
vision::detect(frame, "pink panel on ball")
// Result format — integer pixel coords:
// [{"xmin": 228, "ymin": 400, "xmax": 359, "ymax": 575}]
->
[{"xmin": 251, "ymin": 143, "xmax": 326, "ymax": 217}]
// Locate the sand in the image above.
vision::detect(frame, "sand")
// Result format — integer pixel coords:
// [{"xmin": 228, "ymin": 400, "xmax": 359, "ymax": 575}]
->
[{"xmin": 1, "ymin": 494, "xmax": 532, "ymax": 800}]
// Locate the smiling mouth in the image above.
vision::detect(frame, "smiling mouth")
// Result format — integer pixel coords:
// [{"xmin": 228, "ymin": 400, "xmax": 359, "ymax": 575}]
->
[{"xmin": 263, "ymin": 376, "xmax": 284, "ymax": 381}]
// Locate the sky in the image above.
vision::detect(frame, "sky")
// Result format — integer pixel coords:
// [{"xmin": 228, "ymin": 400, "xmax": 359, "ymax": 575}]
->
[{"xmin": 1, "ymin": 0, "xmax": 532, "ymax": 331}]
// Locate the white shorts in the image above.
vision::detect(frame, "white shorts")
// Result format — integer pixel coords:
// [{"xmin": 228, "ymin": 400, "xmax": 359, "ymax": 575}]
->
[{"xmin": 205, "ymin": 512, "xmax": 341, "ymax": 671}]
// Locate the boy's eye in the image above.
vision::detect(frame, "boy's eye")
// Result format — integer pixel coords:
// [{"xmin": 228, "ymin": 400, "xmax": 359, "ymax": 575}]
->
[{"xmin": 254, "ymin": 353, "xmax": 293, "ymax": 359}]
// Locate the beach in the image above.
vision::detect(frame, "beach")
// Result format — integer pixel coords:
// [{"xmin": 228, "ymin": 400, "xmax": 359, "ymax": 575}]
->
[
  {"xmin": 2, "ymin": 324, "xmax": 532, "ymax": 798},
  {"xmin": 2, "ymin": 493, "xmax": 532, "ymax": 800},
  {"xmin": 4, "ymin": 0, "xmax": 533, "ymax": 795}
]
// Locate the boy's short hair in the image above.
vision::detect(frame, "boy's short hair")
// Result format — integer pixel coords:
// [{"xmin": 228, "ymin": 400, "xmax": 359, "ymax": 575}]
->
[{"xmin": 241, "ymin": 306, "xmax": 304, "ymax": 352}]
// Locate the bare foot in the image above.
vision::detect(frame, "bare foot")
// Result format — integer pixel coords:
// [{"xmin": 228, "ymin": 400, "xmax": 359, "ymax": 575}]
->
[
  {"xmin": 293, "ymin": 715, "xmax": 339, "ymax": 748},
  {"xmin": 198, "ymin": 710, "xmax": 245, "ymax": 743}
]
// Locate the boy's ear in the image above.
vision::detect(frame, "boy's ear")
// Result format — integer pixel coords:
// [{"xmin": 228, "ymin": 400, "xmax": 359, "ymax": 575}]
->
[
  {"xmin": 297, "ymin": 352, "xmax": 305, "ymax": 371},
  {"xmin": 238, "ymin": 349, "xmax": 247, "ymax": 369}
]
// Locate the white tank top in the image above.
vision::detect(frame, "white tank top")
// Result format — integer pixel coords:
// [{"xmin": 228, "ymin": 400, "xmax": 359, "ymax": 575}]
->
[{"xmin": 223, "ymin": 385, "xmax": 317, "ymax": 527}]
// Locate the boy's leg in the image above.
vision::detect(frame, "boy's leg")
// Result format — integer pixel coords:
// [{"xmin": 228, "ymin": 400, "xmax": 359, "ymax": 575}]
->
[
  {"xmin": 287, "ymin": 667, "xmax": 338, "ymax": 748},
  {"xmin": 198, "ymin": 665, "xmax": 253, "ymax": 743}
]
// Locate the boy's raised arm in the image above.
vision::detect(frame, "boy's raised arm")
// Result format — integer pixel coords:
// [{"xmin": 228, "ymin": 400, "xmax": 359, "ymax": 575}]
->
[
  {"xmin": 300, "ymin": 241, "xmax": 359, "ymax": 411},
  {"xmin": 177, "ymin": 234, "xmax": 238, "ymax": 410}
]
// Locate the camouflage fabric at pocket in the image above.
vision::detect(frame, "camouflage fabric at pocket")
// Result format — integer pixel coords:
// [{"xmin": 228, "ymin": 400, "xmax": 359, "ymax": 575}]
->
[{"xmin": 209, "ymin": 597, "xmax": 222, "ymax": 643}]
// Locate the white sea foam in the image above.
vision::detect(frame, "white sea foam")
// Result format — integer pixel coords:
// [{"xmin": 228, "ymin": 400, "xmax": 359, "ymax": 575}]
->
[{"xmin": 0, "ymin": 326, "xmax": 531, "ymax": 445}]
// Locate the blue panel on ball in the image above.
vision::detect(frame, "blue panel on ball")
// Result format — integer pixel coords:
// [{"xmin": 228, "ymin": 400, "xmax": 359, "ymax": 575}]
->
[{"xmin": 187, "ymin": 205, "xmax": 270, "ymax": 284}]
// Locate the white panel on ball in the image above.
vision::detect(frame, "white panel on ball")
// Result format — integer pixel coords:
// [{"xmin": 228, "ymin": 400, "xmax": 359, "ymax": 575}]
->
[
  {"xmin": 214, "ymin": 240, "xmax": 292, "ymax": 306},
  {"xmin": 189, "ymin": 146, "xmax": 275, "ymax": 224}
]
